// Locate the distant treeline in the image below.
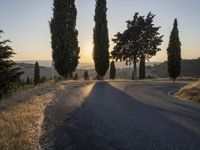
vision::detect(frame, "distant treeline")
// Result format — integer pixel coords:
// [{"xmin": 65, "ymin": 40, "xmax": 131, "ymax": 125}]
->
[{"xmin": 17, "ymin": 58, "xmax": 200, "ymax": 81}]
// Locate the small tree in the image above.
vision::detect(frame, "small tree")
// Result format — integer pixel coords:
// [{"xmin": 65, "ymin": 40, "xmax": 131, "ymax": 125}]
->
[
  {"xmin": 73, "ymin": 73, "xmax": 79, "ymax": 80},
  {"xmin": 110, "ymin": 61, "xmax": 116, "ymax": 79},
  {"xmin": 40, "ymin": 76, "xmax": 47, "ymax": 83},
  {"xmin": 83, "ymin": 70, "xmax": 89, "ymax": 80},
  {"xmin": 34, "ymin": 61, "xmax": 40, "ymax": 85},
  {"xmin": 93, "ymin": 0, "xmax": 110, "ymax": 80},
  {"xmin": 0, "ymin": 30, "xmax": 23, "ymax": 98},
  {"xmin": 26, "ymin": 77, "xmax": 30, "ymax": 85},
  {"xmin": 167, "ymin": 19, "xmax": 181, "ymax": 82}
]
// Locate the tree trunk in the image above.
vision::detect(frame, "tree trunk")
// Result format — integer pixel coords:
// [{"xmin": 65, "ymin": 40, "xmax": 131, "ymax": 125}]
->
[
  {"xmin": 173, "ymin": 78, "xmax": 176, "ymax": 83},
  {"xmin": 65, "ymin": 72, "xmax": 73, "ymax": 80},
  {"xmin": 139, "ymin": 54, "xmax": 146, "ymax": 80},
  {"xmin": 132, "ymin": 55, "xmax": 137, "ymax": 80}
]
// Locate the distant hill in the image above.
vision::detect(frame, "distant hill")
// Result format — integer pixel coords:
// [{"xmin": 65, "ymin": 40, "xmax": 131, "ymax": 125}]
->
[
  {"xmin": 16, "ymin": 60, "xmax": 160, "ymax": 69},
  {"xmin": 148, "ymin": 58, "xmax": 200, "ymax": 78},
  {"xmin": 17, "ymin": 58, "xmax": 200, "ymax": 80},
  {"xmin": 17, "ymin": 63, "xmax": 58, "ymax": 80}
]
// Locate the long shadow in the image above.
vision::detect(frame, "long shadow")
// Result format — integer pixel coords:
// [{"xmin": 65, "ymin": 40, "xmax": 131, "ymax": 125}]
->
[
  {"xmin": 47, "ymin": 81, "xmax": 200, "ymax": 150},
  {"xmin": 124, "ymin": 82, "xmax": 200, "ymax": 118}
]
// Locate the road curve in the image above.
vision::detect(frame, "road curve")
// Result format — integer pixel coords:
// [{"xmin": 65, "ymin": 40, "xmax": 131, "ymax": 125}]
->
[{"xmin": 42, "ymin": 81, "xmax": 200, "ymax": 150}]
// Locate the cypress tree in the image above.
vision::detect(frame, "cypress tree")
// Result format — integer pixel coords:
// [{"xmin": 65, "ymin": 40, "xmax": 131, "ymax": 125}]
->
[
  {"xmin": 167, "ymin": 19, "xmax": 181, "ymax": 82},
  {"xmin": 73, "ymin": 73, "xmax": 78, "ymax": 80},
  {"xmin": 34, "ymin": 61, "xmax": 40, "ymax": 85},
  {"xmin": 83, "ymin": 70, "xmax": 89, "ymax": 80},
  {"xmin": 50, "ymin": 0, "xmax": 80, "ymax": 79},
  {"xmin": 93, "ymin": 0, "xmax": 110, "ymax": 80},
  {"xmin": 0, "ymin": 30, "xmax": 23, "ymax": 98},
  {"xmin": 26, "ymin": 77, "xmax": 30, "ymax": 85},
  {"xmin": 139, "ymin": 54, "xmax": 146, "ymax": 79},
  {"xmin": 110, "ymin": 61, "xmax": 116, "ymax": 79}
]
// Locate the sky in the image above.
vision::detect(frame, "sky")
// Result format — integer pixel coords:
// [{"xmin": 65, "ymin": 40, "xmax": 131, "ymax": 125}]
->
[{"xmin": 0, "ymin": 0, "xmax": 200, "ymax": 63}]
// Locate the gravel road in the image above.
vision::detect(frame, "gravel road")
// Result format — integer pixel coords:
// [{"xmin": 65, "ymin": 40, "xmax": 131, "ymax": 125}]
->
[{"xmin": 41, "ymin": 81, "xmax": 200, "ymax": 150}]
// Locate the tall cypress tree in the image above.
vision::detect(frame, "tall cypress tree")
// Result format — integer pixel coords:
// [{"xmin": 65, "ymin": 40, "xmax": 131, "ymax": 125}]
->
[
  {"xmin": 34, "ymin": 61, "xmax": 40, "ymax": 85},
  {"xmin": 110, "ymin": 61, "xmax": 116, "ymax": 79},
  {"xmin": 50, "ymin": 0, "xmax": 80, "ymax": 79},
  {"xmin": 0, "ymin": 30, "xmax": 23, "ymax": 98},
  {"xmin": 93, "ymin": 0, "xmax": 110, "ymax": 80},
  {"xmin": 167, "ymin": 19, "xmax": 181, "ymax": 82}
]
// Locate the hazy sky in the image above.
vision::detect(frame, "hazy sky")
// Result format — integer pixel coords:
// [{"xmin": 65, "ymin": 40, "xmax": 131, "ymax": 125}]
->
[{"xmin": 0, "ymin": 0, "xmax": 200, "ymax": 63}]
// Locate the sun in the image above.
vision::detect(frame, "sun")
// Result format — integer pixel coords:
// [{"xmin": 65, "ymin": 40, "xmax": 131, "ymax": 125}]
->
[{"xmin": 84, "ymin": 42, "xmax": 93, "ymax": 54}]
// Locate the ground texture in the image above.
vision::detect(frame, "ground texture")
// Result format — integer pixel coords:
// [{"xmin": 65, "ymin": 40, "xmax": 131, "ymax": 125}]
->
[{"xmin": 40, "ymin": 81, "xmax": 200, "ymax": 150}]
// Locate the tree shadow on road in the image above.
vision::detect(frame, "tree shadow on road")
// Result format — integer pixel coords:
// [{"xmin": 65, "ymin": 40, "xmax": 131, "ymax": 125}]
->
[{"xmin": 44, "ymin": 81, "xmax": 200, "ymax": 150}]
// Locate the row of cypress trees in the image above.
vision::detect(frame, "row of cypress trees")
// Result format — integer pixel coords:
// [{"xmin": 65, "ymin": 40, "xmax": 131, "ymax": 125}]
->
[
  {"xmin": 50, "ymin": 0, "xmax": 110, "ymax": 80},
  {"xmin": 51, "ymin": 0, "xmax": 181, "ymax": 82}
]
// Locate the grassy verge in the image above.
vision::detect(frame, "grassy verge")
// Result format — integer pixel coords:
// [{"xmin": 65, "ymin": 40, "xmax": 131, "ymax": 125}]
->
[
  {"xmin": 176, "ymin": 81, "xmax": 200, "ymax": 102},
  {"xmin": 0, "ymin": 84, "xmax": 56, "ymax": 150}
]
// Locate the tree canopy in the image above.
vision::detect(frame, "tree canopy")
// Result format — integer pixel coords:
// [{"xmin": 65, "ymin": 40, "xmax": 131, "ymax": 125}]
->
[
  {"xmin": 0, "ymin": 30, "xmax": 23, "ymax": 98},
  {"xmin": 112, "ymin": 12, "xmax": 163, "ymax": 80},
  {"xmin": 167, "ymin": 19, "xmax": 181, "ymax": 82},
  {"xmin": 50, "ymin": 0, "xmax": 80, "ymax": 79},
  {"xmin": 93, "ymin": 0, "xmax": 110, "ymax": 79},
  {"xmin": 34, "ymin": 61, "xmax": 40, "ymax": 85}
]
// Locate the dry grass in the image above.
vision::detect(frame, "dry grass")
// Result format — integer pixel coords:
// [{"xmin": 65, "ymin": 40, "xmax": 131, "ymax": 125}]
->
[
  {"xmin": 177, "ymin": 81, "xmax": 200, "ymax": 102},
  {"xmin": 0, "ymin": 85, "xmax": 56, "ymax": 150},
  {"xmin": 0, "ymin": 81, "xmax": 91, "ymax": 150}
]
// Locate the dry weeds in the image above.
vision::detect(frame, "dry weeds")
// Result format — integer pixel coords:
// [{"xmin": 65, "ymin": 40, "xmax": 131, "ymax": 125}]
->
[{"xmin": 177, "ymin": 81, "xmax": 200, "ymax": 102}]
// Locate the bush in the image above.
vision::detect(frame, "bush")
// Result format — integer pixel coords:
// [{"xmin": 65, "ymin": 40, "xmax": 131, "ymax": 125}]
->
[
  {"xmin": 73, "ymin": 73, "xmax": 79, "ymax": 80},
  {"xmin": 40, "ymin": 76, "xmax": 48, "ymax": 83}
]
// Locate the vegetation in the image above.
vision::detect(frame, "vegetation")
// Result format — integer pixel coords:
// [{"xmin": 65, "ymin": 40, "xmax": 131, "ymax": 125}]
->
[
  {"xmin": 177, "ymin": 81, "xmax": 200, "ymax": 102},
  {"xmin": 93, "ymin": 0, "xmax": 110, "ymax": 79},
  {"xmin": 110, "ymin": 61, "xmax": 116, "ymax": 79},
  {"xmin": 147, "ymin": 59, "xmax": 200, "ymax": 78},
  {"xmin": 139, "ymin": 54, "xmax": 145, "ymax": 79},
  {"xmin": 83, "ymin": 70, "xmax": 89, "ymax": 80},
  {"xmin": 34, "ymin": 61, "xmax": 40, "ymax": 85},
  {"xmin": 112, "ymin": 12, "xmax": 163, "ymax": 80},
  {"xmin": 0, "ymin": 83, "xmax": 59, "ymax": 149},
  {"xmin": 167, "ymin": 19, "xmax": 181, "ymax": 82},
  {"xmin": 50, "ymin": 0, "xmax": 80, "ymax": 79},
  {"xmin": 73, "ymin": 73, "xmax": 79, "ymax": 80},
  {"xmin": 0, "ymin": 30, "xmax": 23, "ymax": 98},
  {"xmin": 40, "ymin": 76, "xmax": 48, "ymax": 83},
  {"xmin": 26, "ymin": 77, "xmax": 30, "ymax": 85}
]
